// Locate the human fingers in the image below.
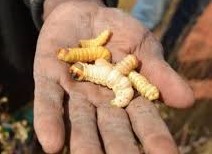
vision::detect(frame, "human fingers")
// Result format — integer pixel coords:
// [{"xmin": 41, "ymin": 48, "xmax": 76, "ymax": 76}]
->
[
  {"xmin": 69, "ymin": 98, "xmax": 103, "ymax": 154},
  {"xmin": 34, "ymin": 76, "xmax": 65, "ymax": 153},
  {"xmin": 127, "ymin": 97, "xmax": 179, "ymax": 154},
  {"xmin": 97, "ymin": 107, "xmax": 140, "ymax": 154}
]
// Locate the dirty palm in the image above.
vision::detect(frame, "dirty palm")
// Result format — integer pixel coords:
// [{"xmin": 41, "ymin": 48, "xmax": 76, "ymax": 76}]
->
[{"xmin": 34, "ymin": 1, "xmax": 193, "ymax": 154}]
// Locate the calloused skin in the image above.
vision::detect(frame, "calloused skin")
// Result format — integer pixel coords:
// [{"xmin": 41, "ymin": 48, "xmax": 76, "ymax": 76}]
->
[{"xmin": 34, "ymin": 1, "xmax": 194, "ymax": 154}]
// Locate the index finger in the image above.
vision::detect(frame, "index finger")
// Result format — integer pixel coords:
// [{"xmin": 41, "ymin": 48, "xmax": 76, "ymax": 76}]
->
[{"xmin": 134, "ymin": 32, "xmax": 194, "ymax": 108}]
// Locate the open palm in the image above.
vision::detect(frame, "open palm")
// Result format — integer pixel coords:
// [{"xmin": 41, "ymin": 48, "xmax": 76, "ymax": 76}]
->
[{"xmin": 34, "ymin": 1, "xmax": 194, "ymax": 154}]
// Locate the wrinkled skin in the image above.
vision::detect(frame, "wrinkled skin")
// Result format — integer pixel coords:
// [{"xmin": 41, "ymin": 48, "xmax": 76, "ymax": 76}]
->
[{"xmin": 34, "ymin": 1, "xmax": 194, "ymax": 154}]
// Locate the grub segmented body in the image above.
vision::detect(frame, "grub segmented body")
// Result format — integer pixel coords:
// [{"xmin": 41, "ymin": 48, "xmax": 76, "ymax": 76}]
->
[
  {"xmin": 80, "ymin": 30, "xmax": 111, "ymax": 47},
  {"xmin": 57, "ymin": 46, "xmax": 111, "ymax": 63},
  {"xmin": 69, "ymin": 61, "xmax": 134, "ymax": 107},
  {"xmin": 128, "ymin": 71, "xmax": 159, "ymax": 101},
  {"xmin": 114, "ymin": 55, "xmax": 159, "ymax": 101},
  {"xmin": 114, "ymin": 54, "xmax": 138, "ymax": 75}
]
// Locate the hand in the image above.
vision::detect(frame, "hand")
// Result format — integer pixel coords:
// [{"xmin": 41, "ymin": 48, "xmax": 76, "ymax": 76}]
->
[{"xmin": 33, "ymin": 1, "xmax": 194, "ymax": 153}]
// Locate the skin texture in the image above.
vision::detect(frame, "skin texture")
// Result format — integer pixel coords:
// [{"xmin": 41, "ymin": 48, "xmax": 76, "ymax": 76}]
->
[{"xmin": 34, "ymin": 1, "xmax": 194, "ymax": 153}]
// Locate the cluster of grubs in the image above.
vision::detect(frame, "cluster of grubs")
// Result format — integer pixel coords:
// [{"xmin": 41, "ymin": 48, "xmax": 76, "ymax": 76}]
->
[{"xmin": 57, "ymin": 30, "xmax": 159, "ymax": 107}]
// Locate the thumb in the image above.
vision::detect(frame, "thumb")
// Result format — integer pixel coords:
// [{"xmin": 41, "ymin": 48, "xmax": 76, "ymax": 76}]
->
[{"xmin": 134, "ymin": 32, "xmax": 194, "ymax": 108}]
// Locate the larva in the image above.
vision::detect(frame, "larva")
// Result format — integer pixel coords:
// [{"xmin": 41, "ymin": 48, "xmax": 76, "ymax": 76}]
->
[
  {"xmin": 114, "ymin": 55, "xmax": 159, "ymax": 101},
  {"xmin": 69, "ymin": 60, "xmax": 134, "ymax": 107},
  {"xmin": 57, "ymin": 46, "xmax": 111, "ymax": 63},
  {"xmin": 95, "ymin": 58, "xmax": 114, "ymax": 67},
  {"xmin": 80, "ymin": 29, "xmax": 111, "ymax": 47},
  {"xmin": 128, "ymin": 71, "xmax": 159, "ymax": 101},
  {"xmin": 114, "ymin": 54, "xmax": 138, "ymax": 75}
]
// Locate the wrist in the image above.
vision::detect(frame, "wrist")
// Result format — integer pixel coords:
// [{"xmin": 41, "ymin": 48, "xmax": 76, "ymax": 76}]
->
[{"xmin": 43, "ymin": 0, "xmax": 105, "ymax": 20}]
